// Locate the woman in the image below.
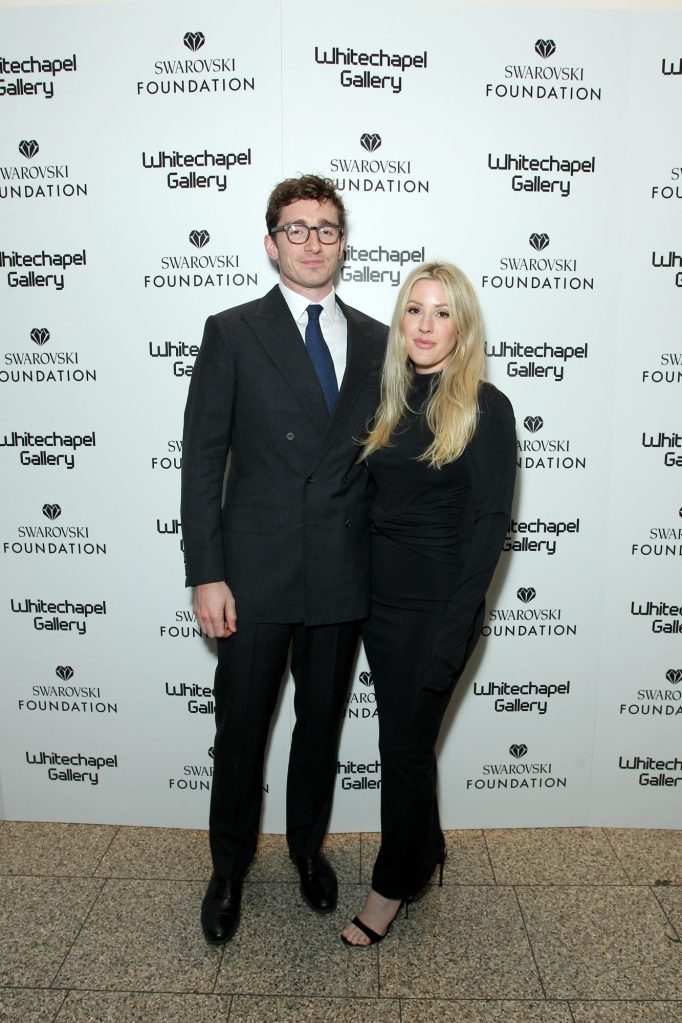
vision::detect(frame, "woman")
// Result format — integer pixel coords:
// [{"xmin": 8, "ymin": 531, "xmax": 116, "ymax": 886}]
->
[{"xmin": 341, "ymin": 262, "xmax": 516, "ymax": 947}]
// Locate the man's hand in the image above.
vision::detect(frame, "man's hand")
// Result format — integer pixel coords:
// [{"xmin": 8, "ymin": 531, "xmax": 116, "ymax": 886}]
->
[{"xmin": 193, "ymin": 581, "xmax": 237, "ymax": 638}]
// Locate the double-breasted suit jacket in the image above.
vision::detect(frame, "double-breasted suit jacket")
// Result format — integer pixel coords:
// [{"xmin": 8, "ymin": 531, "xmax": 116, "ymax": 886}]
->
[{"xmin": 181, "ymin": 285, "xmax": 388, "ymax": 625}]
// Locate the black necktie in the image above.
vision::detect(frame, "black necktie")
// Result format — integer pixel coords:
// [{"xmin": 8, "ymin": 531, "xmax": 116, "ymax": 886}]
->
[{"xmin": 305, "ymin": 304, "xmax": 338, "ymax": 412}]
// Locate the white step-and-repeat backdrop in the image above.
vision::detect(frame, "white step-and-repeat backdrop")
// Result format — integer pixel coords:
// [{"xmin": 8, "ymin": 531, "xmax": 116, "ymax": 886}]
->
[{"xmin": 1, "ymin": 0, "xmax": 680, "ymax": 831}]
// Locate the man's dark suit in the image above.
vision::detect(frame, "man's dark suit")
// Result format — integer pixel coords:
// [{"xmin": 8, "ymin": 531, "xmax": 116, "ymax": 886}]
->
[{"xmin": 181, "ymin": 284, "xmax": 387, "ymax": 877}]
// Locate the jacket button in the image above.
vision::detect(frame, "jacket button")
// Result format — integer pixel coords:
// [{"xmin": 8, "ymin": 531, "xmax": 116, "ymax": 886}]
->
[
  {"xmin": 342, "ymin": 476, "xmax": 349, "ymax": 485},
  {"xmin": 306, "ymin": 475, "xmax": 316, "ymax": 484},
  {"xmin": 344, "ymin": 519, "xmax": 351, "ymax": 528},
  {"xmin": 286, "ymin": 432, "xmax": 294, "ymax": 441}
]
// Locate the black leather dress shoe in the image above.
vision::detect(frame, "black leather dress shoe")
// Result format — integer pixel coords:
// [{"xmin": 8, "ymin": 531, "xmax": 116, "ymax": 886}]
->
[
  {"xmin": 292, "ymin": 852, "xmax": 337, "ymax": 913},
  {"xmin": 200, "ymin": 872, "xmax": 243, "ymax": 944}
]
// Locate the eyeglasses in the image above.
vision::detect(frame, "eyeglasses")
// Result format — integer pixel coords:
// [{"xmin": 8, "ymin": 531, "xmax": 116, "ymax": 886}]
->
[{"xmin": 270, "ymin": 223, "xmax": 343, "ymax": 245}]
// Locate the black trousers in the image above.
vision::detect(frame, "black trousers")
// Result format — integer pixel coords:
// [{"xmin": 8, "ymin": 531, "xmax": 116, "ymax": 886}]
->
[
  {"xmin": 363, "ymin": 601, "xmax": 453, "ymax": 900},
  {"xmin": 209, "ymin": 620, "xmax": 360, "ymax": 879}
]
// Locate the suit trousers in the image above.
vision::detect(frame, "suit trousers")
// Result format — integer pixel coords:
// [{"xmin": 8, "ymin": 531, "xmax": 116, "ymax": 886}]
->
[
  {"xmin": 362, "ymin": 601, "xmax": 452, "ymax": 900},
  {"xmin": 209, "ymin": 620, "xmax": 360, "ymax": 879}
]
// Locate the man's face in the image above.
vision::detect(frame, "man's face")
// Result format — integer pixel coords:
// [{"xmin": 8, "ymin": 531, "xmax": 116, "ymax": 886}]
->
[{"xmin": 264, "ymin": 198, "xmax": 345, "ymax": 300}]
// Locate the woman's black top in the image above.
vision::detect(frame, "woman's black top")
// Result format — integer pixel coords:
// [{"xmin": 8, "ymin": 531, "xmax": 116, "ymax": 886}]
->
[{"xmin": 366, "ymin": 373, "xmax": 516, "ymax": 691}]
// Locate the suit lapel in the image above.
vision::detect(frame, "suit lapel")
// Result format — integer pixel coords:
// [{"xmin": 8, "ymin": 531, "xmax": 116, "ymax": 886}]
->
[{"xmin": 242, "ymin": 286, "xmax": 329, "ymax": 432}]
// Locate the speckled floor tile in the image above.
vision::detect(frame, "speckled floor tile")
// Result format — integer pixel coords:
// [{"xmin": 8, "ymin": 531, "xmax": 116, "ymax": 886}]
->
[
  {"xmin": 360, "ymin": 830, "xmax": 494, "ymax": 885},
  {"xmin": 249, "ymin": 832, "xmax": 361, "ymax": 883},
  {"xmin": 485, "ymin": 828, "xmax": 628, "ymax": 885},
  {"xmin": 399, "ymin": 1001, "xmax": 573, "ymax": 1022},
  {"xmin": 53, "ymin": 992, "xmax": 232, "ymax": 1022},
  {"xmin": 0, "ymin": 822, "xmax": 116, "ymax": 877},
  {"xmin": 215, "ymin": 883, "xmax": 378, "ymax": 997},
  {"xmin": 653, "ymin": 885, "xmax": 682, "ymax": 938},
  {"xmin": 378, "ymin": 885, "xmax": 542, "ymax": 999},
  {"xmin": 95, "ymin": 826, "xmax": 211, "ymax": 880},
  {"xmin": 607, "ymin": 829, "xmax": 682, "ymax": 885},
  {"xmin": 229, "ymin": 995, "xmax": 400, "ymax": 1022},
  {"xmin": 570, "ymin": 1003, "xmax": 682, "ymax": 1023},
  {"xmin": 0, "ymin": 988, "xmax": 66, "ymax": 1023},
  {"xmin": 52, "ymin": 879, "xmax": 221, "ymax": 992},
  {"xmin": 0, "ymin": 876, "xmax": 103, "ymax": 987},
  {"xmin": 517, "ymin": 885, "xmax": 682, "ymax": 999}
]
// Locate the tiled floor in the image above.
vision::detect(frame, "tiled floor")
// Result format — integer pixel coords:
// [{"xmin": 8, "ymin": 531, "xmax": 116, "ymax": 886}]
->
[{"xmin": 1, "ymin": 823, "xmax": 681, "ymax": 1022}]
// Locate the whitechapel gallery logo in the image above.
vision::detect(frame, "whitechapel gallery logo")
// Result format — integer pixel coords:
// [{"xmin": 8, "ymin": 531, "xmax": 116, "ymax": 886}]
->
[
  {"xmin": 0, "ymin": 139, "xmax": 88, "ymax": 201},
  {"xmin": 137, "ymin": 31, "xmax": 254, "ymax": 96},
  {"xmin": 485, "ymin": 38, "xmax": 601, "ymax": 102},
  {"xmin": 482, "ymin": 234, "xmax": 594, "ymax": 292},
  {"xmin": 145, "ymin": 230, "xmax": 257, "ymax": 290},
  {"xmin": 314, "ymin": 45, "xmax": 427, "ymax": 94},
  {"xmin": 1, "ymin": 327, "xmax": 96, "ymax": 386},
  {"xmin": 141, "ymin": 145, "xmax": 252, "ymax": 194},
  {"xmin": 485, "ymin": 336, "xmax": 589, "ymax": 383},
  {"xmin": 0, "ymin": 52, "xmax": 78, "ymax": 100}
]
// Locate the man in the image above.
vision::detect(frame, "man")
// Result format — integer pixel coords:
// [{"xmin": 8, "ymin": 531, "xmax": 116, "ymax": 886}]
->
[{"xmin": 181, "ymin": 174, "xmax": 387, "ymax": 944}]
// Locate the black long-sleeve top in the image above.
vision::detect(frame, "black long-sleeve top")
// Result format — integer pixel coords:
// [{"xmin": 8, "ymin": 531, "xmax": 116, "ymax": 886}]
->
[{"xmin": 366, "ymin": 374, "xmax": 516, "ymax": 691}]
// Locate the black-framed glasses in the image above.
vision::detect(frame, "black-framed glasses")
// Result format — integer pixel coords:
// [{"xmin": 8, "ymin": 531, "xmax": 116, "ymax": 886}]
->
[{"xmin": 270, "ymin": 223, "xmax": 343, "ymax": 245}]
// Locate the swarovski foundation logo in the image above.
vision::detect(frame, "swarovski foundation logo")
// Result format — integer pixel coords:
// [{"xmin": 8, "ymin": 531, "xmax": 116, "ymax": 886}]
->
[
  {"xmin": 151, "ymin": 439, "xmax": 183, "ymax": 469},
  {"xmin": 640, "ymin": 349, "xmax": 682, "ymax": 386},
  {"xmin": 485, "ymin": 37, "xmax": 601, "ymax": 102},
  {"xmin": 631, "ymin": 506, "xmax": 682, "ymax": 558},
  {"xmin": 25, "ymin": 749, "xmax": 118, "ymax": 786},
  {"xmin": 145, "ymin": 231, "xmax": 256, "ymax": 290},
  {"xmin": 466, "ymin": 744, "xmax": 567, "ymax": 791},
  {"xmin": 159, "ymin": 608, "xmax": 203, "ymax": 639},
  {"xmin": 488, "ymin": 151, "xmax": 595, "ymax": 198},
  {"xmin": 482, "ymin": 233, "xmax": 594, "ymax": 292},
  {"xmin": 529, "ymin": 233, "xmax": 549, "ymax": 251},
  {"xmin": 346, "ymin": 670, "xmax": 376, "ymax": 719},
  {"xmin": 1, "ymin": 139, "xmax": 88, "ymax": 201},
  {"xmin": 484, "ymin": 587, "xmax": 577, "ymax": 639},
  {"xmin": 314, "ymin": 44, "xmax": 428, "ymax": 94},
  {"xmin": 535, "ymin": 40, "xmax": 556, "ymax": 59},
  {"xmin": 169, "ymin": 760, "xmax": 213, "ymax": 792},
  {"xmin": 486, "ymin": 336, "xmax": 589, "ymax": 383},
  {"xmin": 641, "ymin": 429, "xmax": 682, "ymax": 468},
  {"xmin": 473, "ymin": 677, "xmax": 571, "ymax": 715},
  {"xmin": 650, "ymin": 164, "xmax": 682, "ymax": 201},
  {"xmin": 183, "ymin": 32, "xmax": 205, "ymax": 52},
  {"xmin": 505, "ymin": 517, "xmax": 580, "ymax": 557},
  {"xmin": 3, "ymin": 503, "xmax": 107, "ymax": 557},
  {"xmin": 618, "ymin": 753, "xmax": 682, "ymax": 788},
  {"xmin": 0, "ymin": 53, "xmax": 78, "ymax": 100},
  {"xmin": 630, "ymin": 599, "xmax": 682, "ymax": 635},
  {"xmin": 18, "ymin": 665, "xmax": 118, "ymax": 716},
  {"xmin": 164, "ymin": 680, "xmax": 214, "ymax": 715},
  {"xmin": 330, "ymin": 131, "xmax": 429, "ymax": 198},
  {"xmin": 360, "ymin": 133, "xmax": 382, "ymax": 152},
  {"xmin": 336, "ymin": 759, "xmax": 381, "ymax": 790},
  {"xmin": 18, "ymin": 140, "xmax": 39, "ymax": 158},
  {"xmin": 138, "ymin": 31, "xmax": 253, "ymax": 97},
  {"xmin": 1, "ymin": 327, "xmax": 95, "ymax": 387},
  {"xmin": 619, "ymin": 668, "xmax": 682, "ymax": 719},
  {"xmin": 651, "ymin": 249, "xmax": 682, "ymax": 290},
  {"xmin": 517, "ymin": 415, "xmax": 587, "ymax": 471}
]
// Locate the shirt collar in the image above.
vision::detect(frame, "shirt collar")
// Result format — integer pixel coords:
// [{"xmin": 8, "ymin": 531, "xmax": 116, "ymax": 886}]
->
[{"xmin": 279, "ymin": 281, "xmax": 338, "ymax": 326}]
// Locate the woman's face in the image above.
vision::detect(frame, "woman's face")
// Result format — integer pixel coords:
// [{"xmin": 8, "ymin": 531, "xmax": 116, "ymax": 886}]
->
[{"xmin": 402, "ymin": 278, "xmax": 458, "ymax": 374}]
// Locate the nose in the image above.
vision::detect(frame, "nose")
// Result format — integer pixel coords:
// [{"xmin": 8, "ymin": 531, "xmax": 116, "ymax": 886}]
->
[
  {"xmin": 419, "ymin": 311, "xmax": 433, "ymax": 332},
  {"xmin": 304, "ymin": 228, "xmax": 322, "ymax": 252}
]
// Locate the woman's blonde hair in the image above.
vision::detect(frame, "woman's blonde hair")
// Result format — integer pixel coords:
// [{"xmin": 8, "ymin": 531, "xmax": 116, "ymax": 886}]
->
[{"xmin": 362, "ymin": 261, "xmax": 486, "ymax": 468}]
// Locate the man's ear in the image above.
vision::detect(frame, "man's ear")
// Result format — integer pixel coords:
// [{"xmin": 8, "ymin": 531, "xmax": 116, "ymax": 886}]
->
[{"xmin": 264, "ymin": 232, "xmax": 278, "ymax": 261}]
